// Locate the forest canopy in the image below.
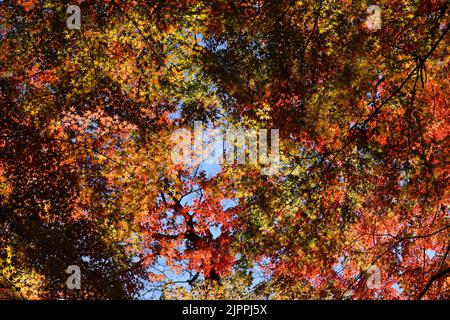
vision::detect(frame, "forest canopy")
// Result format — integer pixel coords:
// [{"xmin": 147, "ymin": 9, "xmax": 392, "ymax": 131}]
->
[{"xmin": 0, "ymin": 0, "xmax": 449, "ymax": 299}]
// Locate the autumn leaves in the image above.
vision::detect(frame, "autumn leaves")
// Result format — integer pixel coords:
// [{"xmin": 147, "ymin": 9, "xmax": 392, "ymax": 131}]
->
[{"xmin": 0, "ymin": 0, "xmax": 449, "ymax": 299}]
